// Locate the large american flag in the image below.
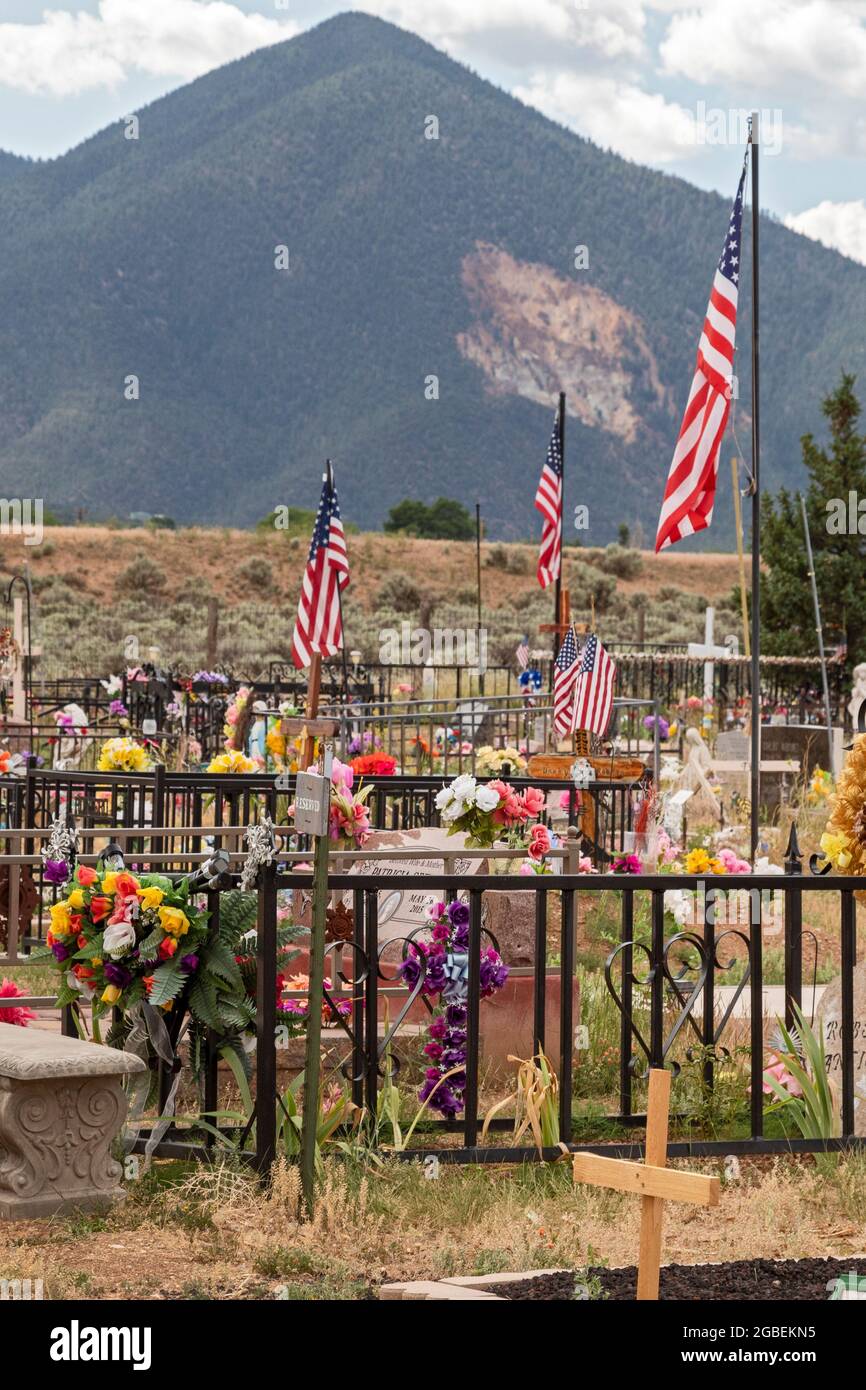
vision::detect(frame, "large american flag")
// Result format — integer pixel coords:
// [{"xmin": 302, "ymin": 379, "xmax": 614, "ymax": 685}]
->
[
  {"xmin": 535, "ymin": 412, "xmax": 563, "ymax": 588},
  {"xmin": 570, "ymin": 634, "xmax": 616, "ymax": 739},
  {"xmin": 655, "ymin": 164, "xmax": 746, "ymax": 552},
  {"xmin": 552, "ymin": 627, "xmax": 580, "ymax": 738},
  {"xmin": 290, "ymin": 470, "xmax": 350, "ymax": 669}
]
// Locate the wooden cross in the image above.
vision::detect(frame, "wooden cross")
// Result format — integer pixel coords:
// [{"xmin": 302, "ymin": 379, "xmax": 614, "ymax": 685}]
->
[
  {"xmin": 539, "ymin": 587, "xmax": 591, "ymax": 642},
  {"xmin": 572, "ymin": 1069, "xmax": 720, "ymax": 1300}
]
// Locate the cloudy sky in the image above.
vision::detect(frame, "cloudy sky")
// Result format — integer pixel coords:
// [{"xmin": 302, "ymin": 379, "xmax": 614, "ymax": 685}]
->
[{"xmin": 1, "ymin": 0, "xmax": 865, "ymax": 263}]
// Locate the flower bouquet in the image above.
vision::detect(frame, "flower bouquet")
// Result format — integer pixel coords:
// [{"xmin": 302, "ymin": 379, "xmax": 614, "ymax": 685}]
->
[
  {"xmin": 43, "ymin": 865, "xmax": 253, "ymax": 1042},
  {"xmin": 327, "ymin": 758, "xmax": 373, "ymax": 848},
  {"xmin": 350, "ymin": 752, "xmax": 397, "ymax": 777},
  {"xmin": 474, "ymin": 745, "xmax": 527, "ymax": 776},
  {"xmin": 208, "ymin": 749, "xmax": 258, "ymax": 774},
  {"xmin": 400, "ymin": 898, "xmax": 508, "ymax": 1116},
  {"xmin": 434, "ymin": 773, "xmax": 545, "ymax": 849},
  {"xmin": 97, "ymin": 737, "xmax": 152, "ymax": 773}
]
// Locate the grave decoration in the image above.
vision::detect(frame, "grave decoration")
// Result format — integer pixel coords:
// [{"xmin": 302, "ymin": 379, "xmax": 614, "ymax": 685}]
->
[
  {"xmin": 207, "ymin": 749, "xmax": 258, "ymax": 774},
  {"xmin": 97, "ymin": 737, "xmax": 153, "ymax": 773},
  {"xmin": 435, "ymin": 772, "xmax": 545, "ymax": 849},
  {"xmin": 399, "ymin": 897, "xmax": 508, "ymax": 1117},
  {"xmin": 41, "ymin": 863, "xmax": 253, "ymax": 1048},
  {"xmin": 474, "ymin": 745, "xmax": 527, "ymax": 776},
  {"xmin": 819, "ymin": 731, "xmax": 866, "ymax": 886}
]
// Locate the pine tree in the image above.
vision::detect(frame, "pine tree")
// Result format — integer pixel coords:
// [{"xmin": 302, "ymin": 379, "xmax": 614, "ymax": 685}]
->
[{"xmin": 761, "ymin": 373, "xmax": 866, "ymax": 667}]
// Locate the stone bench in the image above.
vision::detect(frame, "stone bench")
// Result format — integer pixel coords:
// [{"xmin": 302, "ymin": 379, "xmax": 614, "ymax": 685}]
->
[{"xmin": 0, "ymin": 1023, "xmax": 147, "ymax": 1220}]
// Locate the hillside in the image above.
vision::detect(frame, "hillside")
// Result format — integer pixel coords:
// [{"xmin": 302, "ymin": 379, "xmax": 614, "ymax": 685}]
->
[
  {"xmin": 0, "ymin": 13, "xmax": 864, "ymax": 541},
  {"xmin": 2, "ymin": 527, "xmax": 742, "ymax": 679}
]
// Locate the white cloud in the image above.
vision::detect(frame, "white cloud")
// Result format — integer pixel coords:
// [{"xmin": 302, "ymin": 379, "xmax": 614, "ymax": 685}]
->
[
  {"xmin": 0, "ymin": 0, "xmax": 297, "ymax": 97},
  {"xmin": 660, "ymin": 0, "xmax": 866, "ymax": 99},
  {"xmin": 513, "ymin": 71, "xmax": 699, "ymax": 164},
  {"xmin": 357, "ymin": 0, "xmax": 647, "ymax": 66},
  {"xmin": 784, "ymin": 199, "xmax": 866, "ymax": 265}
]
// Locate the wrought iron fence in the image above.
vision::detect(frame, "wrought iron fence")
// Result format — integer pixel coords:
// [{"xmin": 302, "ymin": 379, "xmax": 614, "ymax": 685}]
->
[{"xmin": 0, "ymin": 826, "xmax": 861, "ymax": 1171}]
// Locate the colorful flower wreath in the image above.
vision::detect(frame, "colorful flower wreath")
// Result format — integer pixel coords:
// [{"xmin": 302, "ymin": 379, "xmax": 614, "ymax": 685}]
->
[{"xmin": 45, "ymin": 864, "xmax": 212, "ymax": 1019}]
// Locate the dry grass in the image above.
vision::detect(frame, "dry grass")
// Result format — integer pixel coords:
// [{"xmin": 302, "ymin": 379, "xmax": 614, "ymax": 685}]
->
[{"xmin": 2, "ymin": 1151, "xmax": 865, "ymax": 1300}]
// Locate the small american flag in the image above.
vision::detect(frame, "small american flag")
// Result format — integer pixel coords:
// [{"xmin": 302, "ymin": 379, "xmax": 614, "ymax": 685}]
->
[
  {"xmin": 570, "ymin": 634, "xmax": 616, "ymax": 738},
  {"xmin": 535, "ymin": 412, "xmax": 563, "ymax": 588},
  {"xmin": 516, "ymin": 635, "xmax": 530, "ymax": 670},
  {"xmin": 552, "ymin": 627, "xmax": 580, "ymax": 738},
  {"xmin": 290, "ymin": 469, "xmax": 350, "ymax": 670},
  {"xmin": 655, "ymin": 163, "xmax": 746, "ymax": 552}
]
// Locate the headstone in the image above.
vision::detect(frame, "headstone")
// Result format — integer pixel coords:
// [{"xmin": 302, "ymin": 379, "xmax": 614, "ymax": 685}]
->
[
  {"xmin": 816, "ymin": 958, "xmax": 866, "ymax": 1136},
  {"xmin": 291, "ymin": 827, "xmax": 483, "ymax": 947},
  {"xmin": 714, "ymin": 730, "xmax": 749, "ymax": 761},
  {"xmin": 760, "ymin": 724, "xmax": 832, "ymax": 808}
]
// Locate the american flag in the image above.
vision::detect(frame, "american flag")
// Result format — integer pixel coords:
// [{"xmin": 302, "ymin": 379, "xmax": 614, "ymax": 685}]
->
[
  {"xmin": 570, "ymin": 634, "xmax": 616, "ymax": 738},
  {"xmin": 516, "ymin": 635, "xmax": 530, "ymax": 670},
  {"xmin": 655, "ymin": 164, "xmax": 746, "ymax": 552},
  {"xmin": 552, "ymin": 627, "xmax": 580, "ymax": 739},
  {"xmin": 290, "ymin": 469, "xmax": 350, "ymax": 669},
  {"xmin": 535, "ymin": 412, "xmax": 563, "ymax": 588}
]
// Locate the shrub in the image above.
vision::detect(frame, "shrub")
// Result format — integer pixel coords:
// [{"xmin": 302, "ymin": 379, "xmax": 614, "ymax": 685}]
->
[
  {"xmin": 569, "ymin": 562, "xmax": 616, "ymax": 614},
  {"xmin": 598, "ymin": 544, "xmax": 643, "ymax": 580},
  {"xmin": 117, "ymin": 555, "xmax": 166, "ymax": 597},
  {"xmin": 238, "ymin": 556, "xmax": 274, "ymax": 592},
  {"xmin": 376, "ymin": 572, "xmax": 420, "ymax": 612}
]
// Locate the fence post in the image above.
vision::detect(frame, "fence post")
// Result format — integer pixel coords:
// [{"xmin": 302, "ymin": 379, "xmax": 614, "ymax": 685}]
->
[
  {"xmin": 783, "ymin": 822, "xmax": 803, "ymax": 1030},
  {"xmin": 255, "ymin": 860, "xmax": 278, "ymax": 1175}
]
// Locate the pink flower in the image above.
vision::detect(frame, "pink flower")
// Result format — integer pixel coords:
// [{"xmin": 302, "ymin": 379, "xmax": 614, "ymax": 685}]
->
[
  {"xmin": 520, "ymin": 786, "xmax": 546, "ymax": 820},
  {"xmin": 0, "ymin": 978, "xmax": 37, "ymax": 1027},
  {"xmin": 527, "ymin": 824, "xmax": 551, "ymax": 862},
  {"xmin": 578, "ymin": 855, "xmax": 594, "ymax": 874}
]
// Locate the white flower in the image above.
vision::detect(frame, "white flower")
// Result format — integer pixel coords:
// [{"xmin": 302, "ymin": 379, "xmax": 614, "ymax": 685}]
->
[
  {"xmin": 450, "ymin": 774, "xmax": 476, "ymax": 803},
  {"xmin": 434, "ymin": 785, "xmax": 454, "ymax": 811},
  {"xmin": 103, "ymin": 921, "xmax": 136, "ymax": 957},
  {"xmin": 474, "ymin": 785, "xmax": 499, "ymax": 813},
  {"xmin": 66, "ymin": 969, "xmax": 96, "ymax": 998},
  {"xmin": 664, "ymin": 888, "xmax": 690, "ymax": 926}
]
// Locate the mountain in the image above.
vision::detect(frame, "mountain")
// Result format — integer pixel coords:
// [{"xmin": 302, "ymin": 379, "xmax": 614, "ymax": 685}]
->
[{"xmin": 0, "ymin": 11, "xmax": 864, "ymax": 543}]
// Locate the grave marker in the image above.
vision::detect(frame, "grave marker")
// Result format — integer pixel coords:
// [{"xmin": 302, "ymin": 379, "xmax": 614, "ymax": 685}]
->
[{"xmin": 572, "ymin": 1068, "xmax": 720, "ymax": 1300}]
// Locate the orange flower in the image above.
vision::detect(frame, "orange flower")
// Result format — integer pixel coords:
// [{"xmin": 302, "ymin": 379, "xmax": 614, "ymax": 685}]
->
[
  {"xmin": 76, "ymin": 864, "xmax": 98, "ymax": 886},
  {"xmin": 90, "ymin": 895, "xmax": 112, "ymax": 922},
  {"xmin": 142, "ymin": 976, "xmax": 154, "ymax": 995},
  {"xmin": 158, "ymin": 937, "xmax": 178, "ymax": 960},
  {"xmin": 76, "ymin": 933, "xmax": 87, "ymax": 949},
  {"xmin": 114, "ymin": 872, "xmax": 140, "ymax": 899}
]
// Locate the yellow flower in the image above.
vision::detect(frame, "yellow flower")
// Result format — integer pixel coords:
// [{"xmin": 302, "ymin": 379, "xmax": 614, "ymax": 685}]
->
[
  {"xmin": 207, "ymin": 750, "xmax": 258, "ymax": 774},
  {"xmin": 101, "ymin": 985, "xmax": 121, "ymax": 1004},
  {"xmin": 67, "ymin": 888, "xmax": 85, "ymax": 909},
  {"xmin": 685, "ymin": 848, "xmax": 711, "ymax": 875},
  {"xmin": 708, "ymin": 858, "xmax": 728, "ymax": 875},
  {"xmin": 97, "ymin": 737, "xmax": 153, "ymax": 773},
  {"xmin": 49, "ymin": 901, "xmax": 73, "ymax": 936},
  {"xmin": 158, "ymin": 905, "xmax": 190, "ymax": 937},
  {"xmin": 266, "ymin": 730, "xmax": 286, "ymax": 757},
  {"xmin": 101, "ymin": 871, "xmax": 118, "ymax": 895},
  {"xmin": 820, "ymin": 830, "xmax": 852, "ymax": 872},
  {"xmin": 138, "ymin": 886, "xmax": 165, "ymax": 910}
]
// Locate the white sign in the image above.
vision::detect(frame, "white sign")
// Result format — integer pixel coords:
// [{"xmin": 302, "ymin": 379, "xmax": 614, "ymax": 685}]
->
[{"xmin": 293, "ymin": 771, "xmax": 330, "ymax": 837}]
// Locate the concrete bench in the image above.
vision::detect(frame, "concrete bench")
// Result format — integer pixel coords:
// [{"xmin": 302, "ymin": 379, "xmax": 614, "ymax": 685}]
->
[{"xmin": 0, "ymin": 1023, "xmax": 147, "ymax": 1220}]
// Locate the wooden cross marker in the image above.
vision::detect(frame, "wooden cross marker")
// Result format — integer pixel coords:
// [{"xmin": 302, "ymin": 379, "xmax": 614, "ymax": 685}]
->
[{"xmin": 572, "ymin": 1069, "xmax": 720, "ymax": 1300}]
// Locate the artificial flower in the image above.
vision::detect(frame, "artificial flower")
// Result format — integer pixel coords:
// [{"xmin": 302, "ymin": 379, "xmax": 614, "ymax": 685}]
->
[
  {"xmin": 208, "ymin": 750, "xmax": 258, "ymax": 774},
  {"xmin": 158, "ymin": 905, "xmax": 190, "ymax": 937},
  {"xmin": 0, "ymin": 978, "xmax": 37, "ymax": 1027},
  {"xmin": 103, "ymin": 921, "xmax": 137, "ymax": 957},
  {"xmin": 76, "ymin": 864, "xmax": 98, "ymax": 886},
  {"xmin": 138, "ymin": 885, "xmax": 165, "ymax": 910}
]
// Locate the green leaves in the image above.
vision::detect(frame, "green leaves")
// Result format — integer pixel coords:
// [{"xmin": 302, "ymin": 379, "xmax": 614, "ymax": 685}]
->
[{"xmin": 147, "ymin": 959, "xmax": 185, "ymax": 1007}]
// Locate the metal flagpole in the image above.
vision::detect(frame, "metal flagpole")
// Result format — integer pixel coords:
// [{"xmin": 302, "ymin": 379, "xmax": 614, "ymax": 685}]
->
[
  {"xmin": 800, "ymin": 493, "xmax": 835, "ymax": 777},
  {"xmin": 749, "ymin": 115, "xmax": 761, "ymax": 862},
  {"xmin": 553, "ymin": 391, "xmax": 565, "ymax": 660},
  {"xmin": 327, "ymin": 459, "xmax": 351, "ymax": 712},
  {"xmin": 475, "ymin": 501, "xmax": 484, "ymax": 694}
]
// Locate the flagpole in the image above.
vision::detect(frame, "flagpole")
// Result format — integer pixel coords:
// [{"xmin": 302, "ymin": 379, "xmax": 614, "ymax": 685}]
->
[
  {"xmin": 800, "ymin": 493, "xmax": 835, "ymax": 777},
  {"xmin": 327, "ymin": 458, "xmax": 351, "ymax": 712},
  {"xmin": 553, "ymin": 391, "xmax": 565, "ymax": 659},
  {"xmin": 749, "ymin": 115, "xmax": 761, "ymax": 862}
]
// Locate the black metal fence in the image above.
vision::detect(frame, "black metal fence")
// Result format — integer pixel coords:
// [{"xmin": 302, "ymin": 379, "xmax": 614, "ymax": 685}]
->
[{"xmin": 2, "ymin": 827, "xmax": 861, "ymax": 1171}]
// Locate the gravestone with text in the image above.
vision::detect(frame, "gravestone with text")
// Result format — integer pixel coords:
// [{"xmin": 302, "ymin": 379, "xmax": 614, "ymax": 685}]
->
[{"xmin": 816, "ymin": 958, "xmax": 866, "ymax": 1137}]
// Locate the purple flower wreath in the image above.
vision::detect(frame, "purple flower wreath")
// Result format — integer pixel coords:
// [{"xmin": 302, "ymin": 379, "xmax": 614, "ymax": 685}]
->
[{"xmin": 399, "ymin": 898, "xmax": 508, "ymax": 1118}]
